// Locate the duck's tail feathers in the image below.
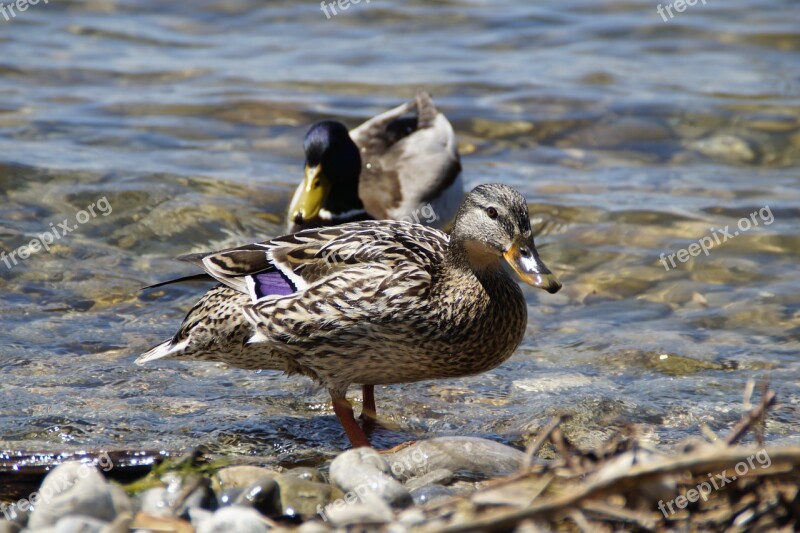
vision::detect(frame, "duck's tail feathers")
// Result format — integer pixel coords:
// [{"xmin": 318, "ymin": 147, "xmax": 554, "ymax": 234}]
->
[{"xmin": 135, "ymin": 338, "xmax": 189, "ymax": 365}]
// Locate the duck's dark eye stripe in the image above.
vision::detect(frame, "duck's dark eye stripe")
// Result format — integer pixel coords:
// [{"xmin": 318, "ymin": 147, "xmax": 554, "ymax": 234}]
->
[{"xmin": 486, "ymin": 207, "xmax": 498, "ymax": 219}]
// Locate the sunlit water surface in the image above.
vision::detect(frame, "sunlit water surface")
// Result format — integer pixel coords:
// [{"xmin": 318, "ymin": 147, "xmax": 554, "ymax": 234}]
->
[{"xmin": 1, "ymin": 0, "xmax": 798, "ymax": 466}]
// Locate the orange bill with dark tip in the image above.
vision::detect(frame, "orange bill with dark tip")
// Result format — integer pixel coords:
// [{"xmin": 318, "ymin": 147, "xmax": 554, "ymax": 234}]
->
[{"xmin": 503, "ymin": 239, "xmax": 562, "ymax": 294}]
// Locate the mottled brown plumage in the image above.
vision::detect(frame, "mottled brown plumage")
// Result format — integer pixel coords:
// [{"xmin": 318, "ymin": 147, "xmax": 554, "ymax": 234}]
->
[{"xmin": 137, "ymin": 184, "xmax": 561, "ymax": 447}]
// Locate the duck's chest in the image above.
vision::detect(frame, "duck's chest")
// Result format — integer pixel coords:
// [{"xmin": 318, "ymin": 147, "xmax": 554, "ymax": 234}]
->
[{"xmin": 431, "ymin": 277, "xmax": 528, "ymax": 360}]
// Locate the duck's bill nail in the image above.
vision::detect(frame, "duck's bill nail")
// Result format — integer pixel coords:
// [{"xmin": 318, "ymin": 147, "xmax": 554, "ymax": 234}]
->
[
  {"xmin": 291, "ymin": 164, "xmax": 330, "ymax": 222},
  {"xmin": 503, "ymin": 242, "xmax": 562, "ymax": 294}
]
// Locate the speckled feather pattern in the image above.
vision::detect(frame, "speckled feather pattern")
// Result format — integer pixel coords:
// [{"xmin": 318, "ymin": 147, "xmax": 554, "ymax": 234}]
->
[{"xmin": 140, "ymin": 219, "xmax": 528, "ymax": 398}]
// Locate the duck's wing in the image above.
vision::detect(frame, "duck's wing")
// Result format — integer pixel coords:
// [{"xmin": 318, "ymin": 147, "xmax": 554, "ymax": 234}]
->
[
  {"xmin": 182, "ymin": 221, "xmax": 449, "ymax": 304},
  {"xmin": 349, "ymin": 93, "xmax": 463, "ymax": 224}
]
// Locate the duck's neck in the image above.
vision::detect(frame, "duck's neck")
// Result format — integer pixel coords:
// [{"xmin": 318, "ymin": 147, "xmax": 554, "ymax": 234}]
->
[
  {"xmin": 433, "ymin": 236, "xmax": 528, "ymax": 374},
  {"xmin": 444, "ymin": 236, "xmax": 505, "ymax": 286}
]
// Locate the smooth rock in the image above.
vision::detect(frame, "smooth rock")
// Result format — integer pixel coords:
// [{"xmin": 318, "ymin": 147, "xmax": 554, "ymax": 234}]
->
[
  {"xmin": 138, "ymin": 488, "xmax": 172, "ymax": 518},
  {"xmin": 282, "ymin": 467, "xmax": 325, "ymax": 483},
  {"xmin": 216, "ymin": 466, "xmax": 281, "ymax": 491},
  {"xmin": 296, "ymin": 521, "xmax": 331, "ymax": 533},
  {"xmin": 404, "ymin": 468, "xmax": 453, "ymax": 492},
  {"xmin": 329, "ymin": 448, "xmax": 411, "ymax": 509},
  {"xmin": 385, "ymin": 437, "xmax": 524, "ymax": 482},
  {"xmin": 0, "ymin": 520, "xmax": 20, "ymax": 533},
  {"xmin": 52, "ymin": 515, "xmax": 108, "ymax": 533},
  {"xmin": 397, "ymin": 508, "xmax": 426, "ymax": 527},
  {"xmin": 323, "ymin": 499, "xmax": 393, "ymax": 527},
  {"xmin": 102, "ymin": 512, "xmax": 134, "ymax": 533},
  {"xmin": 28, "ymin": 462, "xmax": 117, "ymax": 529},
  {"xmin": 107, "ymin": 485, "xmax": 134, "ymax": 518},
  {"xmin": 139, "ymin": 474, "xmax": 216, "ymax": 518},
  {"xmin": 219, "ymin": 488, "xmax": 243, "ymax": 506},
  {"xmin": 188, "ymin": 508, "xmax": 214, "ymax": 529},
  {"xmin": 409, "ymin": 484, "xmax": 457, "ymax": 506},
  {"xmin": 275, "ymin": 476, "xmax": 334, "ymax": 518},
  {"xmin": 196, "ymin": 506, "xmax": 269, "ymax": 533},
  {"xmin": 234, "ymin": 477, "xmax": 282, "ymax": 517}
]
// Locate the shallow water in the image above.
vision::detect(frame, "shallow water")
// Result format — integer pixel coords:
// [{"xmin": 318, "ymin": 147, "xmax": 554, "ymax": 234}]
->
[{"xmin": 1, "ymin": 0, "xmax": 799, "ymax": 466}]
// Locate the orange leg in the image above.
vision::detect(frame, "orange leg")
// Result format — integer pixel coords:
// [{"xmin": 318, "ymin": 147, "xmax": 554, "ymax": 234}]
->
[
  {"xmin": 331, "ymin": 395, "xmax": 371, "ymax": 448},
  {"xmin": 360, "ymin": 384, "xmax": 377, "ymax": 423}
]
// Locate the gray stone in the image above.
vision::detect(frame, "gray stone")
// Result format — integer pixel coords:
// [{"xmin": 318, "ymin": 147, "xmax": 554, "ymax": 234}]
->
[
  {"xmin": 107, "ymin": 485, "xmax": 133, "ymax": 517},
  {"xmin": 0, "ymin": 520, "xmax": 20, "ymax": 533},
  {"xmin": 281, "ymin": 467, "xmax": 325, "ymax": 483},
  {"xmin": 409, "ymin": 484, "xmax": 456, "ymax": 506},
  {"xmin": 53, "ymin": 515, "xmax": 108, "ymax": 533},
  {"xmin": 274, "ymin": 476, "xmax": 333, "ymax": 518},
  {"xmin": 329, "ymin": 448, "xmax": 411, "ymax": 509},
  {"xmin": 138, "ymin": 474, "xmax": 214, "ymax": 518},
  {"xmin": 234, "ymin": 477, "xmax": 281, "ymax": 517},
  {"xmin": 324, "ymin": 499, "xmax": 393, "ymax": 527},
  {"xmin": 385, "ymin": 437, "xmax": 524, "ymax": 482},
  {"xmin": 404, "ymin": 468, "xmax": 453, "ymax": 492},
  {"xmin": 138, "ymin": 488, "xmax": 172, "ymax": 518},
  {"xmin": 187, "ymin": 508, "xmax": 213, "ymax": 528},
  {"xmin": 196, "ymin": 506, "xmax": 269, "ymax": 533},
  {"xmin": 296, "ymin": 521, "xmax": 331, "ymax": 533},
  {"xmin": 28, "ymin": 462, "xmax": 117, "ymax": 529},
  {"xmin": 216, "ymin": 466, "xmax": 280, "ymax": 490}
]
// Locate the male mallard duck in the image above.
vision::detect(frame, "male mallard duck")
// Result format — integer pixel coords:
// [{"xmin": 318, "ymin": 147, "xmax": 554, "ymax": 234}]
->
[
  {"xmin": 137, "ymin": 184, "xmax": 560, "ymax": 447},
  {"xmin": 288, "ymin": 92, "xmax": 463, "ymax": 233}
]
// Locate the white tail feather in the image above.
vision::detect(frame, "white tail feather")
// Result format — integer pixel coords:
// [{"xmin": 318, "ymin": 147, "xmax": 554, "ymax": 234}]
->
[{"xmin": 135, "ymin": 339, "xmax": 189, "ymax": 365}]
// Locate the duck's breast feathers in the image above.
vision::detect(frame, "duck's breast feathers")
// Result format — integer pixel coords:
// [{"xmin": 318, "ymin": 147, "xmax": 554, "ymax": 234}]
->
[
  {"xmin": 350, "ymin": 93, "xmax": 463, "ymax": 225},
  {"xmin": 190, "ymin": 221, "xmax": 449, "ymax": 304}
]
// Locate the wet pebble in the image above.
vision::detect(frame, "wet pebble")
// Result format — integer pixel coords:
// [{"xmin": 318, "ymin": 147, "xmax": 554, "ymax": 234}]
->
[
  {"xmin": 27, "ymin": 462, "xmax": 118, "ymax": 529},
  {"xmin": 216, "ymin": 465, "xmax": 281, "ymax": 490},
  {"xmin": 323, "ymin": 499, "xmax": 393, "ymax": 527},
  {"xmin": 275, "ymin": 476, "xmax": 336, "ymax": 518},
  {"xmin": 233, "ymin": 477, "xmax": 282, "ymax": 517},
  {"xmin": 296, "ymin": 521, "xmax": 332, "ymax": 533},
  {"xmin": 404, "ymin": 468, "xmax": 453, "ymax": 492},
  {"xmin": 49, "ymin": 515, "xmax": 109, "ymax": 532},
  {"xmin": 0, "ymin": 521, "xmax": 19, "ymax": 533},
  {"xmin": 329, "ymin": 447, "xmax": 412, "ymax": 509},
  {"xmin": 282, "ymin": 467, "xmax": 325, "ymax": 483},
  {"xmin": 195, "ymin": 506, "xmax": 270, "ymax": 533},
  {"xmin": 409, "ymin": 483, "xmax": 457, "ymax": 506}
]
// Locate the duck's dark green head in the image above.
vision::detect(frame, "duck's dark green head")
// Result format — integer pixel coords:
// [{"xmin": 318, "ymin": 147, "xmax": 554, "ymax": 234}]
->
[{"xmin": 289, "ymin": 121, "xmax": 364, "ymax": 229}]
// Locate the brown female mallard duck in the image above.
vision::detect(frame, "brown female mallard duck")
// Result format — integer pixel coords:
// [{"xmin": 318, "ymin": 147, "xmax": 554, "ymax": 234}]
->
[
  {"xmin": 137, "ymin": 184, "xmax": 561, "ymax": 447},
  {"xmin": 288, "ymin": 92, "xmax": 463, "ymax": 232}
]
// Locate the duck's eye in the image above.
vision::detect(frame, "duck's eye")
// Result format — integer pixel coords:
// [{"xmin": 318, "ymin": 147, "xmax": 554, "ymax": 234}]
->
[{"xmin": 486, "ymin": 207, "xmax": 498, "ymax": 219}]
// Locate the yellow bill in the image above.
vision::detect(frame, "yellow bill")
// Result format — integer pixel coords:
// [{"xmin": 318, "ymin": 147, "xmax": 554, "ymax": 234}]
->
[{"xmin": 289, "ymin": 164, "xmax": 331, "ymax": 225}]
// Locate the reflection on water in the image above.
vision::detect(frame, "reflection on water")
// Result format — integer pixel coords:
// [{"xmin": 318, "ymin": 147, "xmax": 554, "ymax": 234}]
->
[{"xmin": 0, "ymin": 0, "xmax": 798, "ymax": 461}]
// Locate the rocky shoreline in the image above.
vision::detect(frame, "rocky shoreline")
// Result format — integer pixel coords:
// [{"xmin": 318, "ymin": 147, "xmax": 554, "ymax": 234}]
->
[{"xmin": 2, "ymin": 390, "xmax": 797, "ymax": 532}]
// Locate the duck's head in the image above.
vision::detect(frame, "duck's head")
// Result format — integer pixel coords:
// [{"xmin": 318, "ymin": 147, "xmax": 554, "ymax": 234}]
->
[
  {"xmin": 288, "ymin": 121, "xmax": 364, "ymax": 230},
  {"xmin": 450, "ymin": 184, "xmax": 561, "ymax": 294}
]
